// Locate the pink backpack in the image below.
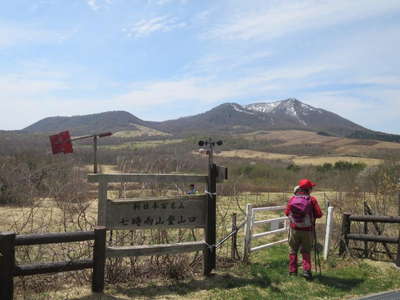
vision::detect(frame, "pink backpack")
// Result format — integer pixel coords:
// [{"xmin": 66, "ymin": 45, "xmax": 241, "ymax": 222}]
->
[{"xmin": 289, "ymin": 195, "xmax": 314, "ymax": 228}]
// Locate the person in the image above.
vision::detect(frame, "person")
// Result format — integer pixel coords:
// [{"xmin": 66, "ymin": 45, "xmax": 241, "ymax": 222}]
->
[
  {"xmin": 285, "ymin": 178, "xmax": 323, "ymax": 280},
  {"xmin": 187, "ymin": 184, "xmax": 197, "ymax": 195}
]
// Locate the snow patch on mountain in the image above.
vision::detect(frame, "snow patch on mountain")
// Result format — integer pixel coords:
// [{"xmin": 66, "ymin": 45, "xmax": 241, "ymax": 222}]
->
[
  {"xmin": 231, "ymin": 103, "xmax": 255, "ymax": 115},
  {"xmin": 300, "ymin": 102, "xmax": 323, "ymax": 114},
  {"xmin": 246, "ymin": 98, "xmax": 315, "ymax": 126},
  {"xmin": 245, "ymin": 101, "xmax": 281, "ymax": 113},
  {"xmin": 283, "ymin": 105, "xmax": 308, "ymax": 126}
]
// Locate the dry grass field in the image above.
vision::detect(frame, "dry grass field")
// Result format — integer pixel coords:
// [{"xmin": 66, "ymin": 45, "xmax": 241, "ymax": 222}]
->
[
  {"xmin": 292, "ymin": 156, "xmax": 382, "ymax": 166},
  {"xmin": 113, "ymin": 125, "xmax": 171, "ymax": 138},
  {"xmin": 216, "ymin": 150, "xmax": 295, "ymax": 161},
  {"xmin": 1, "ymin": 131, "xmax": 399, "ymax": 299},
  {"xmin": 216, "ymin": 149, "xmax": 383, "ymax": 166},
  {"xmin": 240, "ymin": 130, "xmax": 400, "ymax": 156},
  {"xmin": 105, "ymin": 138, "xmax": 183, "ymax": 150},
  {"xmin": 2, "ymin": 176, "xmax": 400, "ymax": 299}
]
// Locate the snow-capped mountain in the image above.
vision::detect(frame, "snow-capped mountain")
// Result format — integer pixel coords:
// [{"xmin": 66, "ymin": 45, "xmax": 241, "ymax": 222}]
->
[
  {"xmin": 245, "ymin": 98, "xmax": 366, "ymax": 134},
  {"xmin": 246, "ymin": 98, "xmax": 323, "ymax": 116},
  {"xmin": 156, "ymin": 98, "xmax": 368, "ymax": 136},
  {"xmin": 23, "ymin": 98, "xmax": 400, "ymax": 142},
  {"xmin": 245, "ymin": 98, "xmax": 325, "ymax": 128}
]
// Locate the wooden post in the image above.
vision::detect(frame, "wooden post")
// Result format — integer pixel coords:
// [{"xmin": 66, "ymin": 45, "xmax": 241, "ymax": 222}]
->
[
  {"xmin": 243, "ymin": 204, "xmax": 254, "ymax": 262},
  {"xmin": 231, "ymin": 213, "xmax": 237, "ymax": 260},
  {"xmin": 339, "ymin": 213, "xmax": 351, "ymax": 255},
  {"xmin": 398, "ymin": 189, "xmax": 400, "ymax": 216},
  {"xmin": 397, "ymin": 189, "xmax": 400, "ymax": 266},
  {"xmin": 93, "ymin": 136, "xmax": 98, "ymax": 174},
  {"xmin": 364, "ymin": 202, "xmax": 393, "ymax": 260},
  {"xmin": 92, "ymin": 226, "xmax": 106, "ymax": 293},
  {"xmin": 363, "ymin": 202, "xmax": 369, "ymax": 258},
  {"xmin": 97, "ymin": 181, "xmax": 108, "ymax": 226},
  {"xmin": 204, "ymin": 163, "xmax": 217, "ymax": 276},
  {"xmin": 396, "ymin": 230, "xmax": 400, "ymax": 267},
  {"xmin": 0, "ymin": 232, "xmax": 16, "ymax": 300}
]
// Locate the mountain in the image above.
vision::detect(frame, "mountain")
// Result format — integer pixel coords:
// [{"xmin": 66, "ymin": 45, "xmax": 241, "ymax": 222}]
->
[
  {"xmin": 23, "ymin": 111, "xmax": 151, "ymax": 136},
  {"xmin": 244, "ymin": 98, "xmax": 367, "ymax": 136},
  {"xmin": 21, "ymin": 99, "xmax": 400, "ymax": 142},
  {"xmin": 157, "ymin": 98, "xmax": 368, "ymax": 137},
  {"xmin": 153, "ymin": 103, "xmax": 264, "ymax": 134}
]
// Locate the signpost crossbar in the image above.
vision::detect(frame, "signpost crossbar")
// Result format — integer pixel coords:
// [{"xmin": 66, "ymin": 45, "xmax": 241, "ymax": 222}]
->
[{"xmin": 88, "ymin": 173, "xmax": 208, "ymax": 184}]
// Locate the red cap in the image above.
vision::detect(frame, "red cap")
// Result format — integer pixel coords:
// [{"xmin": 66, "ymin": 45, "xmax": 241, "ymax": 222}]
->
[{"xmin": 298, "ymin": 179, "xmax": 316, "ymax": 189}]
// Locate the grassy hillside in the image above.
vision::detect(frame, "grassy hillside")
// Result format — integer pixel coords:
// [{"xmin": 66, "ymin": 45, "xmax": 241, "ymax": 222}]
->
[
  {"xmin": 16, "ymin": 245, "xmax": 400, "ymax": 299},
  {"xmin": 216, "ymin": 150, "xmax": 383, "ymax": 166},
  {"xmin": 239, "ymin": 130, "xmax": 400, "ymax": 157}
]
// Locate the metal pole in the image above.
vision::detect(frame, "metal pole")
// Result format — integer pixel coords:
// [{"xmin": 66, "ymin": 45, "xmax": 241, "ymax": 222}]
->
[
  {"xmin": 231, "ymin": 213, "xmax": 237, "ymax": 260},
  {"xmin": 204, "ymin": 140, "xmax": 216, "ymax": 275},
  {"xmin": 323, "ymin": 206, "xmax": 334, "ymax": 260},
  {"xmin": 208, "ymin": 139, "xmax": 214, "ymax": 167},
  {"xmin": 93, "ymin": 136, "xmax": 98, "ymax": 174}
]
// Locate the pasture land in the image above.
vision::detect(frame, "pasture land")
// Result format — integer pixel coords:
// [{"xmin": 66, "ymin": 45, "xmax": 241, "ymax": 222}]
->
[
  {"xmin": 292, "ymin": 156, "xmax": 382, "ymax": 166},
  {"xmin": 2, "ymin": 187, "xmax": 400, "ymax": 299},
  {"xmin": 104, "ymin": 139, "xmax": 183, "ymax": 150},
  {"xmin": 113, "ymin": 125, "xmax": 171, "ymax": 138},
  {"xmin": 216, "ymin": 149, "xmax": 383, "ymax": 166},
  {"xmin": 240, "ymin": 130, "xmax": 400, "ymax": 156},
  {"xmin": 7, "ymin": 245, "xmax": 400, "ymax": 300}
]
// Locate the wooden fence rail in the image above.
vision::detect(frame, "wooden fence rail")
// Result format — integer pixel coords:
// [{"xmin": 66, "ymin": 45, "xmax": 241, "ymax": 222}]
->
[
  {"xmin": 0, "ymin": 227, "xmax": 106, "ymax": 300},
  {"xmin": 339, "ymin": 213, "xmax": 400, "ymax": 267}
]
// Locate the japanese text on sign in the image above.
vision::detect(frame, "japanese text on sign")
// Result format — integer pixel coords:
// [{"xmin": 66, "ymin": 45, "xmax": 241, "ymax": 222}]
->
[{"xmin": 105, "ymin": 195, "xmax": 207, "ymax": 230}]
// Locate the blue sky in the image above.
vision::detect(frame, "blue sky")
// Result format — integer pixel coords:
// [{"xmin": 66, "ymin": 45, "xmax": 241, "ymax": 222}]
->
[{"xmin": 1, "ymin": 0, "xmax": 400, "ymax": 134}]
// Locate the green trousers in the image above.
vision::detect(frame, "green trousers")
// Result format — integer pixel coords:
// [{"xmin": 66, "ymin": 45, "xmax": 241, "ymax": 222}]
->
[{"xmin": 288, "ymin": 228, "xmax": 313, "ymax": 254}]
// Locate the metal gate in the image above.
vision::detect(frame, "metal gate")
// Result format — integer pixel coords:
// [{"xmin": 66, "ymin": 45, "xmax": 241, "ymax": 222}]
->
[{"xmin": 243, "ymin": 204, "xmax": 289, "ymax": 261}]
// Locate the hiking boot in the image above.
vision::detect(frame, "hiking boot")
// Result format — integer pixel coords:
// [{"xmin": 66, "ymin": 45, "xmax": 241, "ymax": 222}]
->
[
  {"xmin": 303, "ymin": 270, "xmax": 313, "ymax": 281},
  {"xmin": 289, "ymin": 271, "xmax": 297, "ymax": 276}
]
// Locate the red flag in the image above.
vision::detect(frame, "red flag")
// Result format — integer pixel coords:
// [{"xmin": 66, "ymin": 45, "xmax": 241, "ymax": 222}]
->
[{"xmin": 49, "ymin": 131, "xmax": 73, "ymax": 154}]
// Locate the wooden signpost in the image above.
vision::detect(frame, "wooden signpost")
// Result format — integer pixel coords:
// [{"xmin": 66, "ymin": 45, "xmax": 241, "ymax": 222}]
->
[
  {"xmin": 87, "ymin": 139, "xmax": 227, "ymax": 279},
  {"xmin": 88, "ymin": 169, "xmax": 227, "ymax": 279},
  {"xmin": 0, "ymin": 138, "xmax": 227, "ymax": 299}
]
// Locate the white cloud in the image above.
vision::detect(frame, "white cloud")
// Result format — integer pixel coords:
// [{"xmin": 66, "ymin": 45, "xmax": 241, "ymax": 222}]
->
[
  {"xmin": 360, "ymin": 76, "xmax": 400, "ymax": 87},
  {"xmin": 123, "ymin": 16, "xmax": 186, "ymax": 38},
  {"xmin": 0, "ymin": 76, "xmax": 67, "ymax": 96},
  {"xmin": 147, "ymin": 0, "xmax": 188, "ymax": 5},
  {"xmin": 0, "ymin": 71, "xmax": 70, "ymax": 130},
  {"xmin": 85, "ymin": 0, "xmax": 113, "ymax": 11},
  {"xmin": 107, "ymin": 63, "xmax": 335, "ymax": 110},
  {"xmin": 207, "ymin": 0, "xmax": 400, "ymax": 41},
  {"xmin": 184, "ymin": 51, "xmax": 273, "ymax": 76},
  {"xmin": 86, "ymin": 0, "xmax": 99, "ymax": 10}
]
